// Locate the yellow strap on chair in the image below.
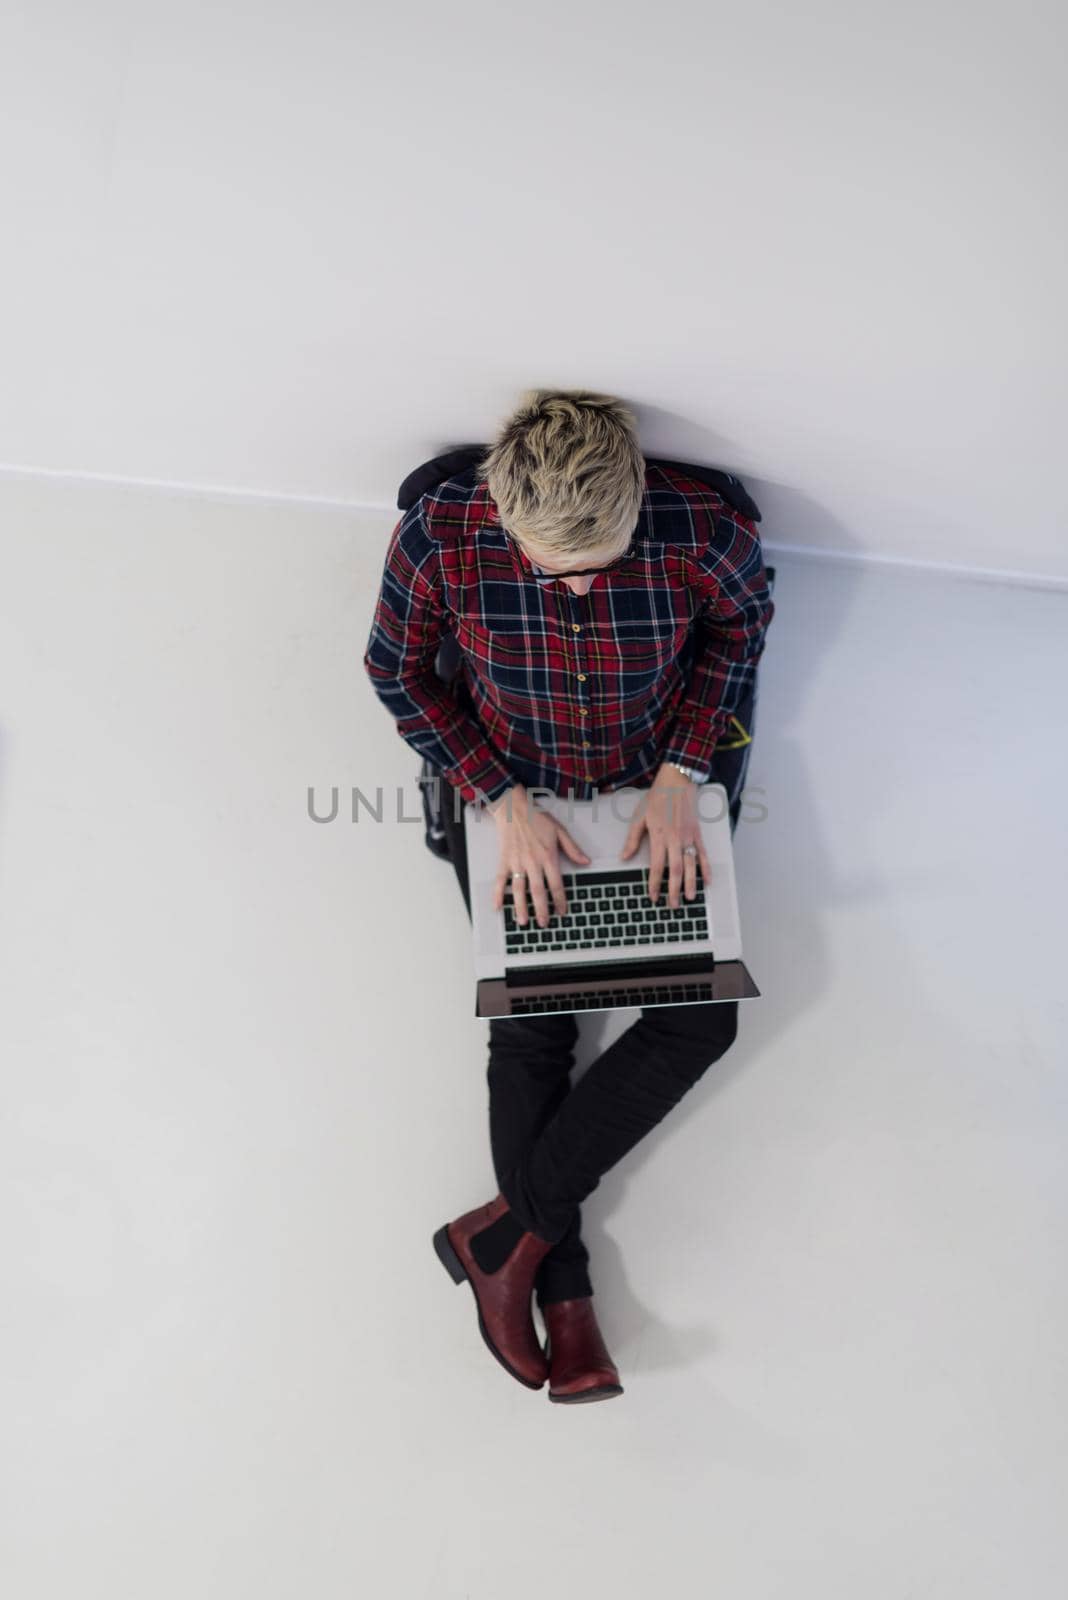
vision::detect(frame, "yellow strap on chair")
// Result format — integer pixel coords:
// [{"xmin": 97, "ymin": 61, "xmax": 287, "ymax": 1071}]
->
[{"xmin": 717, "ymin": 715, "xmax": 752, "ymax": 751}]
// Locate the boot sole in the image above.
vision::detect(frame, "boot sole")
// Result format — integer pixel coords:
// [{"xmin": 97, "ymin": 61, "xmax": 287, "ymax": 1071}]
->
[
  {"xmin": 548, "ymin": 1383, "xmax": 624, "ymax": 1403},
  {"xmin": 432, "ymin": 1224, "xmax": 545, "ymax": 1391}
]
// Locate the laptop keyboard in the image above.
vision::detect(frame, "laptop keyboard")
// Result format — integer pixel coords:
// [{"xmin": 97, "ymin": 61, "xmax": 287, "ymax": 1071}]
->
[
  {"xmin": 511, "ymin": 981, "xmax": 716, "ymax": 1014},
  {"xmin": 503, "ymin": 866, "xmax": 708, "ymax": 957}
]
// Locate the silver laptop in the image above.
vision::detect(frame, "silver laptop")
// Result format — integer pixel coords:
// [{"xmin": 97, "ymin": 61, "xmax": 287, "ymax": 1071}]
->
[{"xmin": 465, "ymin": 783, "xmax": 761, "ymax": 1019}]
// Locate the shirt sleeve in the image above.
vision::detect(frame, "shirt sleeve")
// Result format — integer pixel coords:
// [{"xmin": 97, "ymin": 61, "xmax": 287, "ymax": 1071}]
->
[
  {"xmin": 660, "ymin": 508, "xmax": 775, "ymax": 780},
  {"xmin": 362, "ymin": 500, "xmax": 517, "ymax": 805}
]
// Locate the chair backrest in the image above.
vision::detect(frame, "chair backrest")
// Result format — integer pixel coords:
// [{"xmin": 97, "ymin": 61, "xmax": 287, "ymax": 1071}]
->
[{"xmin": 396, "ymin": 444, "xmax": 762, "ymax": 525}]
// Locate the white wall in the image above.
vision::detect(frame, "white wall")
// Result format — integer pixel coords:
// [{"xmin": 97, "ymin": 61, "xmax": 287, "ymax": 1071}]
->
[{"xmin": 1, "ymin": 0, "xmax": 1066, "ymax": 580}]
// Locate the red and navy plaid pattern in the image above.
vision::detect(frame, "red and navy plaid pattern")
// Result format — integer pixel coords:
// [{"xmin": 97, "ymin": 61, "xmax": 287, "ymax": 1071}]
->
[{"xmin": 363, "ymin": 462, "xmax": 775, "ymax": 804}]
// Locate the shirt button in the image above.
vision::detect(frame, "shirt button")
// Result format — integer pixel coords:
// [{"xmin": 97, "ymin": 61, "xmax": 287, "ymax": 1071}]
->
[
  {"xmin": 572, "ymin": 623, "xmax": 581, "ymax": 632},
  {"xmin": 582, "ymin": 740, "xmax": 591, "ymax": 748},
  {"xmin": 576, "ymin": 672, "xmax": 587, "ymax": 682},
  {"xmin": 579, "ymin": 707, "xmax": 589, "ymax": 716}
]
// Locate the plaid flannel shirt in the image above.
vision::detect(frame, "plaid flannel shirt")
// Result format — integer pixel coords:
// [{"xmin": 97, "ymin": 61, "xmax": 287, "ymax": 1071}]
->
[{"xmin": 363, "ymin": 463, "xmax": 775, "ymax": 805}]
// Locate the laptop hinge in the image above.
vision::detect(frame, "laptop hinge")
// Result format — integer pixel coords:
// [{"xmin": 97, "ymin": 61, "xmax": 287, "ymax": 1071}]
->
[{"xmin": 504, "ymin": 951, "xmax": 714, "ymax": 989}]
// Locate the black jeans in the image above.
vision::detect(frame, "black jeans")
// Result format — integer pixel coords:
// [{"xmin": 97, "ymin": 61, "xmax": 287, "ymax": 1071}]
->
[{"xmin": 439, "ymin": 783, "xmax": 742, "ymax": 1308}]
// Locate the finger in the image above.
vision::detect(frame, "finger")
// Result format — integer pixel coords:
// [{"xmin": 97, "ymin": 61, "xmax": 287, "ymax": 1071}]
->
[
  {"xmin": 666, "ymin": 842, "xmax": 683, "ymax": 909},
  {"xmin": 620, "ymin": 822, "xmax": 641, "ymax": 859},
  {"xmin": 511, "ymin": 869, "xmax": 530, "ymax": 927},
  {"xmin": 545, "ymin": 848, "xmax": 569, "ymax": 919},
  {"xmin": 620, "ymin": 793, "xmax": 649, "ymax": 859},
  {"xmin": 697, "ymin": 839, "xmax": 712, "ymax": 889},
  {"xmin": 682, "ymin": 846, "xmax": 698, "ymax": 902},
  {"xmin": 555, "ymin": 824, "xmax": 590, "ymax": 865},
  {"xmin": 493, "ymin": 872, "xmax": 506, "ymax": 913},
  {"xmin": 647, "ymin": 838, "xmax": 665, "ymax": 904},
  {"xmin": 529, "ymin": 859, "xmax": 551, "ymax": 928}
]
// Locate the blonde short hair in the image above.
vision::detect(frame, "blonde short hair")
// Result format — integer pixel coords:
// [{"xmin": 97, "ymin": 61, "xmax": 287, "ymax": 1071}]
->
[{"xmin": 477, "ymin": 389, "xmax": 646, "ymax": 559}]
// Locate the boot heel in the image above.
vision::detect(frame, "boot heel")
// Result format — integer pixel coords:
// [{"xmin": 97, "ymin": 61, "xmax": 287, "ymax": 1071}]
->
[{"xmin": 433, "ymin": 1224, "xmax": 468, "ymax": 1285}]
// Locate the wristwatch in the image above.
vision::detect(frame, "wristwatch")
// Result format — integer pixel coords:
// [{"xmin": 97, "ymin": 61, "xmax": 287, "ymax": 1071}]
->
[{"xmin": 669, "ymin": 761, "xmax": 708, "ymax": 784}]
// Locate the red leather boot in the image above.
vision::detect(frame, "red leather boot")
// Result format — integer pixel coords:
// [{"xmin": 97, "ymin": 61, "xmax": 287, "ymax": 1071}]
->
[
  {"xmin": 433, "ymin": 1193, "xmax": 555, "ymax": 1389},
  {"xmin": 542, "ymin": 1297, "xmax": 623, "ymax": 1403}
]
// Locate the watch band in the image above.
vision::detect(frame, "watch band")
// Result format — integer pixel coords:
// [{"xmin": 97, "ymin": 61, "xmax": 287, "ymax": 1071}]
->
[{"xmin": 669, "ymin": 760, "xmax": 707, "ymax": 784}]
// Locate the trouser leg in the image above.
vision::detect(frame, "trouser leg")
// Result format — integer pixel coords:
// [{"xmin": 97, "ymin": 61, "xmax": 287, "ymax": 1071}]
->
[
  {"xmin": 498, "ymin": 997, "xmax": 739, "ymax": 1244},
  {"xmin": 438, "ymin": 779, "xmax": 593, "ymax": 1303},
  {"xmin": 487, "ymin": 1014, "xmax": 593, "ymax": 1304}
]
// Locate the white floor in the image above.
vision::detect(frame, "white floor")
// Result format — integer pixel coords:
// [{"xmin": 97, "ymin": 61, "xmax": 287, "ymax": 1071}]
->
[{"xmin": 1, "ymin": 473, "xmax": 1066, "ymax": 1600}]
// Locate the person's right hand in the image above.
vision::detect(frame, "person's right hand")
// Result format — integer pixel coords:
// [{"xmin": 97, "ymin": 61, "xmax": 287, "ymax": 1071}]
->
[{"xmin": 489, "ymin": 784, "xmax": 591, "ymax": 927}]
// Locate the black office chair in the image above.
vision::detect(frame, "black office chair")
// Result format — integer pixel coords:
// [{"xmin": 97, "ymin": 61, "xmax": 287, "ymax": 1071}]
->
[{"xmin": 395, "ymin": 447, "xmax": 775, "ymax": 859}]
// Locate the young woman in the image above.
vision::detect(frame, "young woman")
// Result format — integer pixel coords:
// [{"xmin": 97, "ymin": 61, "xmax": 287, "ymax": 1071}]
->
[{"xmin": 364, "ymin": 389, "xmax": 774, "ymax": 1402}]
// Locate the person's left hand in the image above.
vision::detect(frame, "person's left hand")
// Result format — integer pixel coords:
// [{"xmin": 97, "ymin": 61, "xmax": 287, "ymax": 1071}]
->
[{"xmin": 620, "ymin": 764, "xmax": 711, "ymax": 908}]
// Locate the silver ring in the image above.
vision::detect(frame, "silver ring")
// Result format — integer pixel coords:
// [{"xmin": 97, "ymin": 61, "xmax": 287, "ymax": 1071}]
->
[
  {"xmin": 511, "ymin": 870, "xmax": 526, "ymax": 880},
  {"xmin": 682, "ymin": 844, "xmax": 698, "ymax": 856}
]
